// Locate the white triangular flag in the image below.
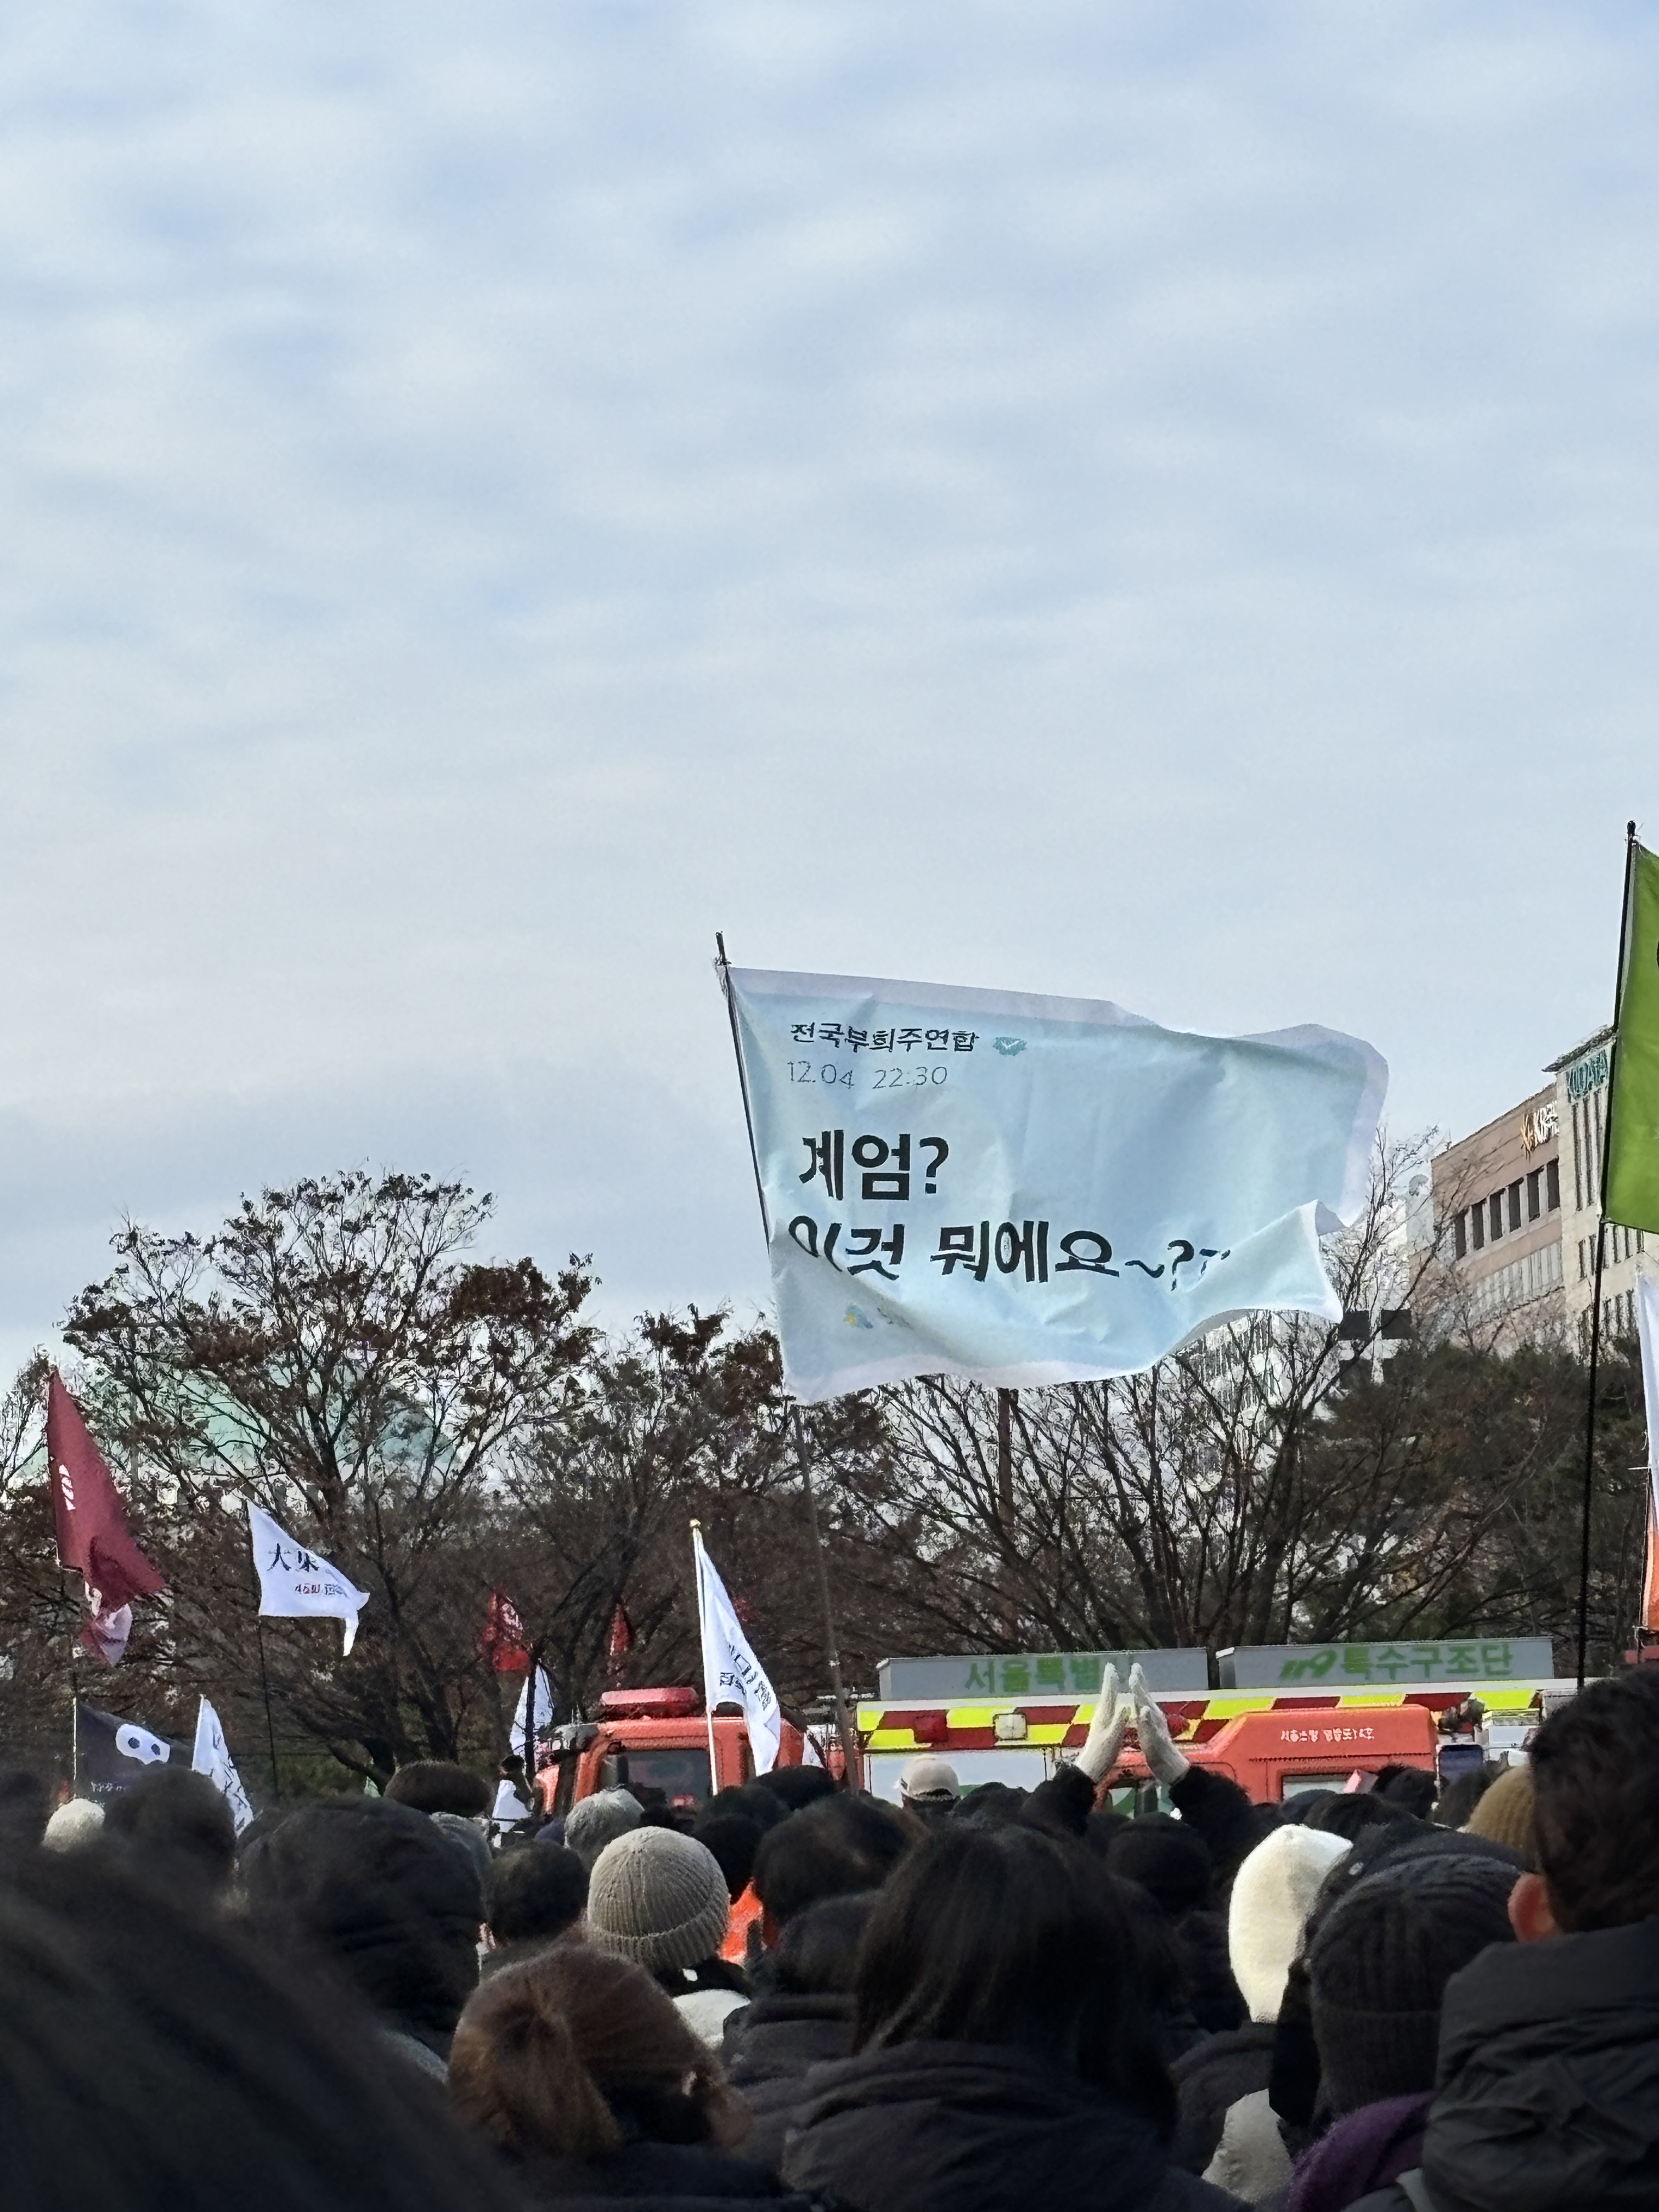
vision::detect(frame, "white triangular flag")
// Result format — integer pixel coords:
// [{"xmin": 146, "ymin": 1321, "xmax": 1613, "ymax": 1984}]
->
[
  {"xmin": 191, "ymin": 1696, "xmax": 255, "ymax": 1833},
  {"xmin": 247, "ymin": 1501, "xmax": 370, "ymax": 1656},
  {"xmin": 693, "ymin": 1529, "xmax": 781, "ymax": 1774},
  {"xmin": 511, "ymin": 1666, "xmax": 555, "ymax": 1758}
]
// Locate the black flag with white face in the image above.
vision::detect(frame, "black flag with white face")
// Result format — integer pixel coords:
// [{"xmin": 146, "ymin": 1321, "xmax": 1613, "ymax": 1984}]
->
[{"xmin": 74, "ymin": 1703, "xmax": 192, "ymax": 1799}]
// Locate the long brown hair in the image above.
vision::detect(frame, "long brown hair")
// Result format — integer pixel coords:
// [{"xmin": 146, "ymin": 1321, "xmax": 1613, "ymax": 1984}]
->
[{"xmin": 449, "ymin": 1943, "xmax": 746, "ymax": 2162}]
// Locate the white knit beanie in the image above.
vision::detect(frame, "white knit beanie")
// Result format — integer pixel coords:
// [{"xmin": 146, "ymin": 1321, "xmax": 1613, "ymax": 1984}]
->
[
  {"xmin": 586, "ymin": 1827, "xmax": 731, "ymax": 1974},
  {"xmin": 1228, "ymin": 1824, "xmax": 1352, "ymax": 2022}
]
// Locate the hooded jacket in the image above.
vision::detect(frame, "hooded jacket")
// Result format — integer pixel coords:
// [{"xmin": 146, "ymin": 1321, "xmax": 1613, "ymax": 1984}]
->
[
  {"xmin": 779, "ymin": 2041, "xmax": 1247, "ymax": 2212},
  {"xmin": 1347, "ymin": 1916, "xmax": 1659, "ymax": 2212}
]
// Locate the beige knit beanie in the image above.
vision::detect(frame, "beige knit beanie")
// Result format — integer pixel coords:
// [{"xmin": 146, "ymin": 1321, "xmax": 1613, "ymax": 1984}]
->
[
  {"xmin": 1463, "ymin": 1764, "xmax": 1536, "ymax": 1865},
  {"xmin": 585, "ymin": 1826, "xmax": 731, "ymax": 1974},
  {"xmin": 1228, "ymin": 1824, "xmax": 1352, "ymax": 2022}
]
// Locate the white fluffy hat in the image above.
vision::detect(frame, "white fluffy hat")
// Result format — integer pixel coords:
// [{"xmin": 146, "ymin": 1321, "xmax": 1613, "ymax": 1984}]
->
[{"xmin": 1228, "ymin": 1824, "xmax": 1352, "ymax": 2022}]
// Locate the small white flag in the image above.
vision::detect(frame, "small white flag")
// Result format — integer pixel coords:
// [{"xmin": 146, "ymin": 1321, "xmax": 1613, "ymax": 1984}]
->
[
  {"xmin": 511, "ymin": 1666, "xmax": 555, "ymax": 1756},
  {"xmin": 82, "ymin": 1604, "xmax": 133, "ymax": 1668},
  {"xmin": 693, "ymin": 1529, "xmax": 781, "ymax": 1775},
  {"xmin": 191, "ymin": 1696, "xmax": 255, "ymax": 1833},
  {"xmin": 247, "ymin": 1501, "xmax": 370, "ymax": 1656},
  {"xmin": 492, "ymin": 1778, "xmax": 532, "ymax": 1823}
]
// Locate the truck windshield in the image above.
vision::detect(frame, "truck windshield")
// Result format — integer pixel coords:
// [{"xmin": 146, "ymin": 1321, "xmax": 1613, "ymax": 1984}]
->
[{"xmin": 614, "ymin": 1747, "xmax": 713, "ymax": 1811}]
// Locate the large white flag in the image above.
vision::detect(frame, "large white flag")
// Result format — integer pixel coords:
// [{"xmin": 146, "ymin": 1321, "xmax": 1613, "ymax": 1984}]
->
[
  {"xmin": 723, "ymin": 964, "xmax": 1387, "ymax": 1401},
  {"xmin": 693, "ymin": 1527, "xmax": 781, "ymax": 1774},
  {"xmin": 191, "ymin": 1696, "xmax": 255, "ymax": 1833},
  {"xmin": 247, "ymin": 1502, "xmax": 370, "ymax": 1656}
]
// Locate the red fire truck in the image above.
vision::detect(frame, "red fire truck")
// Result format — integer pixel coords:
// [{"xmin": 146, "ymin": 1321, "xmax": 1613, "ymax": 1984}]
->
[
  {"xmin": 539, "ymin": 1669, "xmax": 1550, "ymax": 1815},
  {"xmin": 538, "ymin": 1687, "xmax": 823, "ymax": 1816}
]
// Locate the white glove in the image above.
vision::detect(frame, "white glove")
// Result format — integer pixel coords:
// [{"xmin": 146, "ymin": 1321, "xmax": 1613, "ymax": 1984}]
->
[
  {"xmin": 1130, "ymin": 1662, "xmax": 1190, "ymax": 1785},
  {"xmin": 1075, "ymin": 1662, "xmax": 1131, "ymax": 1784}
]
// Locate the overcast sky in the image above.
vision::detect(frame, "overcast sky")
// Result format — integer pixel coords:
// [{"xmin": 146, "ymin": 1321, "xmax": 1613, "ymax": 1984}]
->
[{"xmin": 3, "ymin": 1, "xmax": 1657, "ymax": 1369}]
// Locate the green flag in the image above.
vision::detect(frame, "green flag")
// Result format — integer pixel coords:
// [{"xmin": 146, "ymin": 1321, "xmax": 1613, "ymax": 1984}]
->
[{"xmin": 1605, "ymin": 838, "xmax": 1659, "ymax": 1233}]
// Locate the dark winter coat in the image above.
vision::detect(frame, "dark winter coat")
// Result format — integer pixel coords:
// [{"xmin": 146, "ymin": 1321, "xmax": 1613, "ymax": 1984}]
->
[
  {"xmin": 515, "ymin": 2134, "xmax": 787, "ymax": 2205},
  {"xmin": 1285, "ymin": 2091, "xmax": 1431, "ymax": 2212},
  {"xmin": 779, "ymin": 2040, "xmax": 1248, "ymax": 2212},
  {"xmin": 1173, "ymin": 1909, "xmax": 1245, "ymax": 2036},
  {"xmin": 720, "ymin": 1991, "xmax": 856, "ymax": 2172},
  {"xmin": 1347, "ymin": 1916, "xmax": 1659, "ymax": 2212},
  {"xmin": 1170, "ymin": 2023, "xmax": 1276, "ymax": 2174}
]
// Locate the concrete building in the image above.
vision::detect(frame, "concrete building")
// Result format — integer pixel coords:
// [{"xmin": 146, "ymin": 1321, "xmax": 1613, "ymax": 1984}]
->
[
  {"xmin": 1432, "ymin": 1024, "xmax": 1647, "ymax": 1350},
  {"xmin": 1434, "ymin": 1081, "xmax": 1566, "ymax": 1342}
]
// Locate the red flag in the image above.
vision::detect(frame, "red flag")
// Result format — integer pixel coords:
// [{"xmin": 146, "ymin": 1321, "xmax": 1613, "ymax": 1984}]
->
[
  {"xmin": 47, "ymin": 1376, "xmax": 163, "ymax": 1616},
  {"xmin": 606, "ymin": 1599, "xmax": 634, "ymax": 1664},
  {"xmin": 480, "ymin": 1586, "xmax": 531, "ymax": 1672}
]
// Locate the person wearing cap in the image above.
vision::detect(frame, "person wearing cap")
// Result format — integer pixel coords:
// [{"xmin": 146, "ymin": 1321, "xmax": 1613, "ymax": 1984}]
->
[
  {"xmin": 897, "ymin": 1756, "xmax": 959, "ymax": 1825},
  {"xmin": 585, "ymin": 1826, "xmax": 749, "ymax": 2047}
]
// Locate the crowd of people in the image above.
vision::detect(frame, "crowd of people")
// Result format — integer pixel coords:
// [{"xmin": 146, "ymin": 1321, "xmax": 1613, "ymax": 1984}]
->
[{"xmin": 1, "ymin": 1662, "xmax": 1656, "ymax": 2210}]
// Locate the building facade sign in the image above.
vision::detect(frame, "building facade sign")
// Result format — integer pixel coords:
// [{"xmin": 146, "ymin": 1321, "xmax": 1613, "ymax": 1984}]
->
[
  {"xmin": 1519, "ymin": 1101, "xmax": 1559, "ymax": 1154},
  {"xmin": 1566, "ymin": 1048, "xmax": 1610, "ymax": 1103},
  {"xmin": 1220, "ymin": 1637, "xmax": 1555, "ymax": 1688},
  {"xmin": 876, "ymin": 1647, "xmax": 1209, "ymax": 1700}
]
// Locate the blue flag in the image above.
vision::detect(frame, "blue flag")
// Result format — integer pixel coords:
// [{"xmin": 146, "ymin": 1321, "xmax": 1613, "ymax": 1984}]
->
[{"xmin": 723, "ymin": 967, "xmax": 1386, "ymax": 1402}]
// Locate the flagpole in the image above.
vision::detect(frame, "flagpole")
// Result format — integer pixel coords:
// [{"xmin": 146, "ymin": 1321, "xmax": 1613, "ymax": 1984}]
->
[
  {"xmin": 715, "ymin": 934, "xmax": 772, "ymax": 1242},
  {"xmin": 715, "ymin": 934, "xmax": 860, "ymax": 1786},
  {"xmin": 792, "ymin": 1407, "xmax": 862, "ymax": 1784},
  {"xmin": 523, "ymin": 1638, "xmax": 541, "ymax": 1787},
  {"xmin": 1577, "ymin": 820, "xmax": 1639, "ymax": 1691},
  {"xmin": 255, "ymin": 1615, "xmax": 281, "ymax": 1798},
  {"xmin": 689, "ymin": 1522, "xmax": 720, "ymax": 1786},
  {"xmin": 245, "ymin": 1513, "xmax": 283, "ymax": 1797}
]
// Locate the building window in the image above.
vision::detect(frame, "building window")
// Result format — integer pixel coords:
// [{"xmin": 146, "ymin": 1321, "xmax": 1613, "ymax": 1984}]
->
[
  {"xmin": 1526, "ymin": 1169, "xmax": 1541, "ymax": 1221},
  {"xmin": 1489, "ymin": 1194, "xmax": 1504, "ymax": 1242},
  {"xmin": 1453, "ymin": 1212, "xmax": 1467, "ymax": 1260},
  {"xmin": 1547, "ymin": 1158, "xmax": 1560, "ymax": 1211},
  {"xmin": 1579, "ymin": 1238, "xmax": 1587, "ymax": 1281},
  {"xmin": 1507, "ymin": 1181, "xmax": 1522, "ymax": 1231},
  {"xmin": 1471, "ymin": 1205, "xmax": 1485, "ymax": 1251}
]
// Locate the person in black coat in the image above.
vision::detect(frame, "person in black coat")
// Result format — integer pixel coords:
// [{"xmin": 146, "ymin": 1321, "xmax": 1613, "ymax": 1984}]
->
[
  {"xmin": 1346, "ymin": 1668, "xmax": 1659, "ymax": 2212},
  {"xmin": 238, "ymin": 1797, "xmax": 484, "ymax": 2079},
  {"xmin": 779, "ymin": 1822, "xmax": 1246, "ymax": 2212},
  {"xmin": 721, "ymin": 1892, "xmax": 873, "ymax": 2171},
  {"xmin": 450, "ymin": 1942, "xmax": 790, "ymax": 2203}
]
